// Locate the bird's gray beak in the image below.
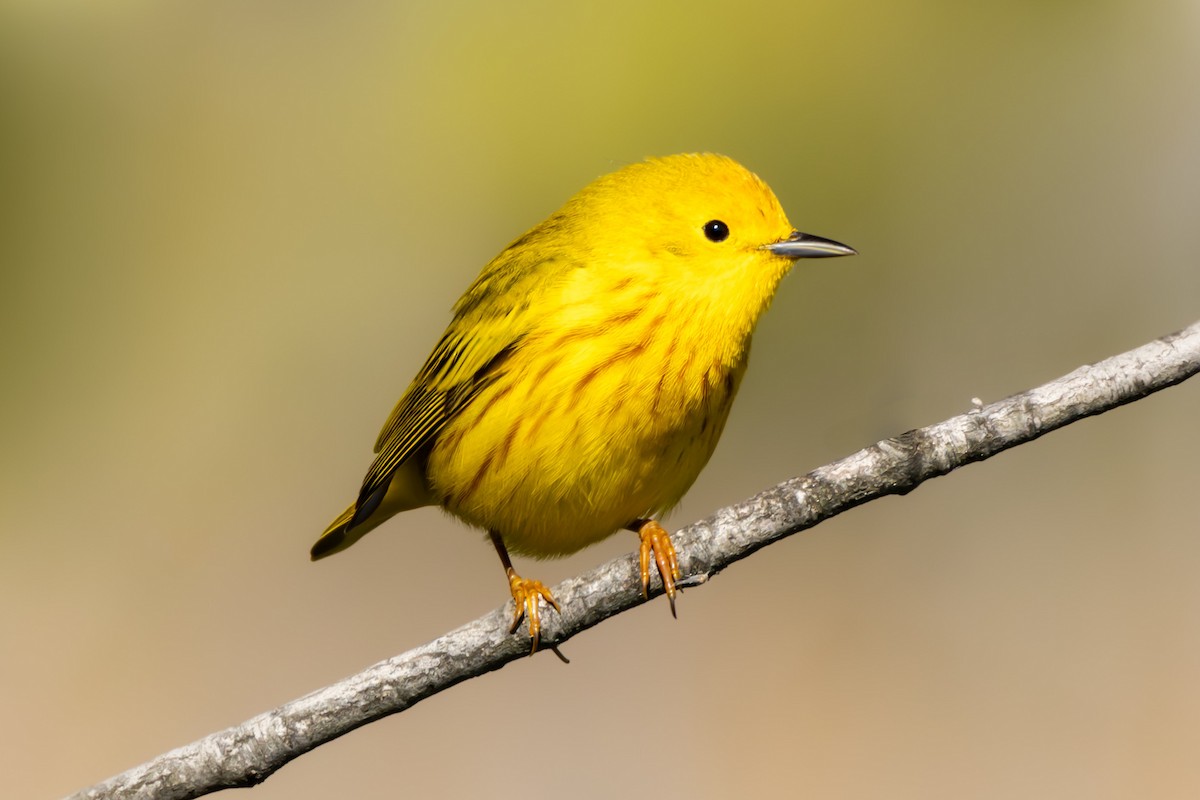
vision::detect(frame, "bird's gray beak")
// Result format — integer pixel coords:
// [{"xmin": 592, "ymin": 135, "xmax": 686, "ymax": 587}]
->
[{"xmin": 763, "ymin": 231, "xmax": 857, "ymax": 259}]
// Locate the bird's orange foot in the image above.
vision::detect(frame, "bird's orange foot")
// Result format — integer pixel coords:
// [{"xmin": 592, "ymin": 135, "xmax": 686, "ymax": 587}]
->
[
  {"xmin": 637, "ymin": 519, "xmax": 682, "ymax": 617},
  {"xmin": 505, "ymin": 568, "xmax": 561, "ymax": 654}
]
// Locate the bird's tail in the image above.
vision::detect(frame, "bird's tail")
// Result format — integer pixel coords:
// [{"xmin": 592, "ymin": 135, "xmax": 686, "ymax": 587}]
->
[
  {"xmin": 310, "ymin": 504, "xmax": 363, "ymax": 560},
  {"xmin": 310, "ymin": 458, "xmax": 435, "ymax": 560}
]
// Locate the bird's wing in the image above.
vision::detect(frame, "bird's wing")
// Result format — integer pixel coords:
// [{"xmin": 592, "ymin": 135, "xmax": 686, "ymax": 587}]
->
[
  {"xmin": 353, "ymin": 233, "xmax": 563, "ymax": 521},
  {"xmin": 355, "ymin": 330, "xmax": 517, "ymax": 513}
]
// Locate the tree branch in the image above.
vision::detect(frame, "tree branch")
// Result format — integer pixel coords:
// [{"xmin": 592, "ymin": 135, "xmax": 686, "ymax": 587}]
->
[{"xmin": 69, "ymin": 320, "xmax": 1200, "ymax": 800}]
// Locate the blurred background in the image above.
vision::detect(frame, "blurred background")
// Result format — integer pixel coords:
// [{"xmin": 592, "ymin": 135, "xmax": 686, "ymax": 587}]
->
[{"xmin": 3, "ymin": 1, "xmax": 1199, "ymax": 798}]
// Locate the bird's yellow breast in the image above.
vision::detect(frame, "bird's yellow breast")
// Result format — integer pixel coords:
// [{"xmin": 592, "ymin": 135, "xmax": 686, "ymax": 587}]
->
[{"xmin": 425, "ymin": 264, "xmax": 754, "ymax": 558}]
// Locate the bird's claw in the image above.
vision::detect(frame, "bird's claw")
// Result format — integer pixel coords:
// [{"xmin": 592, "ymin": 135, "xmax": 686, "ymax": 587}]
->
[
  {"xmin": 505, "ymin": 569, "xmax": 561, "ymax": 654},
  {"xmin": 637, "ymin": 520, "xmax": 682, "ymax": 617}
]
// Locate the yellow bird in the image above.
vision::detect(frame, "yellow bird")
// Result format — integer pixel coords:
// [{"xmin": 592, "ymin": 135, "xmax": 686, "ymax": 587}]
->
[{"xmin": 311, "ymin": 153, "xmax": 855, "ymax": 652}]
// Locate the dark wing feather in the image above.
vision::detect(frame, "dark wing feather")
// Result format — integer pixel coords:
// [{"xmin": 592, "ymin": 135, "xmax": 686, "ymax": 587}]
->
[
  {"xmin": 352, "ymin": 228, "xmax": 567, "ymax": 521},
  {"xmin": 353, "ymin": 332, "xmax": 519, "ymax": 522}
]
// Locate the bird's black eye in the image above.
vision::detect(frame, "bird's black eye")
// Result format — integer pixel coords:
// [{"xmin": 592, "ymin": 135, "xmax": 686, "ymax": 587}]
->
[{"xmin": 703, "ymin": 219, "xmax": 729, "ymax": 243}]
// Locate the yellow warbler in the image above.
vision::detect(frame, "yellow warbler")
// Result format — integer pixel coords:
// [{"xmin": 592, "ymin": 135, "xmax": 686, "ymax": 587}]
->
[{"xmin": 312, "ymin": 153, "xmax": 855, "ymax": 652}]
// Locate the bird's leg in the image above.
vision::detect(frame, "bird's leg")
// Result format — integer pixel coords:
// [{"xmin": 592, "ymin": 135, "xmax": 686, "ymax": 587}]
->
[
  {"xmin": 628, "ymin": 519, "xmax": 682, "ymax": 617},
  {"xmin": 489, "ymin": 529, "xmax": 560, "ymax": 654}
]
